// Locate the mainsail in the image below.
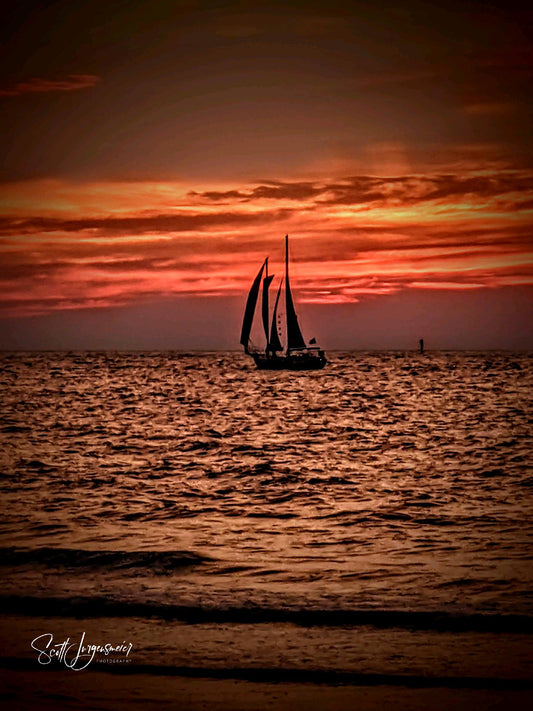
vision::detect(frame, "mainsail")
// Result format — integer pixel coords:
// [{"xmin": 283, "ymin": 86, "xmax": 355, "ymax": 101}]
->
[
  {"xmin": 284, "ymin": 234, "xmax": 306, "ymax": 350},
  {"xmin": 262, "ymin": 258, "xmax": 274, "ymax": 345},
  {"xmin": 269, "ymin": 279, "xmax": 283, "ymax": 353},
  {"xmin": 240, "ymin": 260, "xmax": 265, "ymax": 352}
]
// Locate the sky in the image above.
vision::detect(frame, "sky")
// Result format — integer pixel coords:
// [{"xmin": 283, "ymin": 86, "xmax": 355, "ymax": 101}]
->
[{"xmin": 0, "ymin": 0, "xmax": 532, "ymax": 350}]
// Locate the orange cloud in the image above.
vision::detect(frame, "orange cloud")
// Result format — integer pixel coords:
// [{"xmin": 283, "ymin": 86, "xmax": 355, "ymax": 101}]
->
[{"xmin": 0, "ymin": 74, "xmax": 100, "ymax": 97}]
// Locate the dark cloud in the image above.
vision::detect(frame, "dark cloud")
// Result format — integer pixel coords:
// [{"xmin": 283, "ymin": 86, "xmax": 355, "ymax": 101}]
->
[
  {"xmin": 191, "ymin": 171, "xmax": 533, "ymax": 208},
  {"xmin": 188, "ymin": 181, "xmax": 324, "ymax": 202},
  {"xmin": 0, "ymin": 208, "xmax": 291, "ymax": 237}
]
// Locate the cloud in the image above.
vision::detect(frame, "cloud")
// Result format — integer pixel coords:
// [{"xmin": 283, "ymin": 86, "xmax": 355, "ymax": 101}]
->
[
  {"xmin": 0, "ymin": 169, "xmax": 531, "ymax": 317},
  {"xmin": 353, "ymin": 69, "xmax": 438, "ymax": 89},
  {"xmin": 461, "ymin": 102, "xmax": 515, "ymax": 116},
  {"xmin": 0, "ymin": 74, "xmax": 100, "ymax": 98}
]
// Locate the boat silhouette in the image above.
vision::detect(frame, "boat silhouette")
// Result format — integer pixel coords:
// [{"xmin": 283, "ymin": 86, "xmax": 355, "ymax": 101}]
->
[{"xmin": 240, "ymin": 235, "xmax": 327, "ymax": 370}]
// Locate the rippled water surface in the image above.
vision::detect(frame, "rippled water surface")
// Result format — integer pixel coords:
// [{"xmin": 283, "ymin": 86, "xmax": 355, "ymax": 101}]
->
[{"xmin": 1, "ymin": 351, "xmax": 532, "ymax": 700}]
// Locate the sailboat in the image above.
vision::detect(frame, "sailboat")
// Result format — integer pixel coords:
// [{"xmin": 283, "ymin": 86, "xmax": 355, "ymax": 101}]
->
[{"xmin": 240, "ymin": 235, "xmax": 327, "ymax": 370}]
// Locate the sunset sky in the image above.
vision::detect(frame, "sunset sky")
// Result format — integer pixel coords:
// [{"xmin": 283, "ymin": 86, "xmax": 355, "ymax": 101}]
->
[{"xmin": 1, "ymin": 0, "xmax": 532, "ymax": 349}]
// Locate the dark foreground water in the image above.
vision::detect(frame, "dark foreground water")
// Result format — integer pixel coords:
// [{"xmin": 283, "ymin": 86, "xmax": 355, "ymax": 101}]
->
[{"xmin": 0, "ymin": 351, "xmax": 532, "ymax": 708}]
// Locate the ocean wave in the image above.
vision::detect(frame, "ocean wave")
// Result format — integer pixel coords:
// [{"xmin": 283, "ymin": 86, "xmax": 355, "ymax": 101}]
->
[
  {"xmin": 1, "ymin": 595, "xmax": 532, "ymax": 633},
  {"xmin": 0, "ymin": 547, "xmax": 209, "ymax": 571},
  {"xmin": 0, "ymin": 656, "xmax": 531, "ymax": 689}
]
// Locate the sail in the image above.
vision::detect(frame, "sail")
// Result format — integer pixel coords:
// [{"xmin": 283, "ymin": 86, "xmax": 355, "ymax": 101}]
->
[
  {"xmin": 240, "ymin": 260, "xmax": 266, "ymax": 350},
  {"xmin": 284, "ymin": 235, "xmax": 306, "ymax": 350},
  {"xmin": 269, "ymin": 279, "xmax": 283, "ymax": 352},
  {"xmin": 262, "ymin": 271, "xmax": 274, "ymax": 345}
]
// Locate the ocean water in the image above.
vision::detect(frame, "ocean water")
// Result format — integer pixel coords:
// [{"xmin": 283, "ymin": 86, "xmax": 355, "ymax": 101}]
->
[{"xmin": 1, "ymin": 351, "xmax": 532, "ymax": 707}]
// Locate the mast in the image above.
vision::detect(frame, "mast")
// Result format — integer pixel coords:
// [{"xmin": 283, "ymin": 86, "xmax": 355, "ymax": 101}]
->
[
  {"xmin": 240, "ymin": 260, "xmax": 266, "ymax": 353},
  {"xmin": 284, "ymin": 234, "xmax": 306, "ymax": 351}
]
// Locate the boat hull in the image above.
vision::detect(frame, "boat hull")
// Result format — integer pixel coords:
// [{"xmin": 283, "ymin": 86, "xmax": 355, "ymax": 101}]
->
[{"xmin": 251, "ymin": 352, "xmax": 327, "ymax": 371}]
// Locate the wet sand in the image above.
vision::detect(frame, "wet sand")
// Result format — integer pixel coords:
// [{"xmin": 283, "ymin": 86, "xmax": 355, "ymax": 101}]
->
[{"xmin": 2, "ymin": 668, "xmax": 532, "ymax": 711}]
